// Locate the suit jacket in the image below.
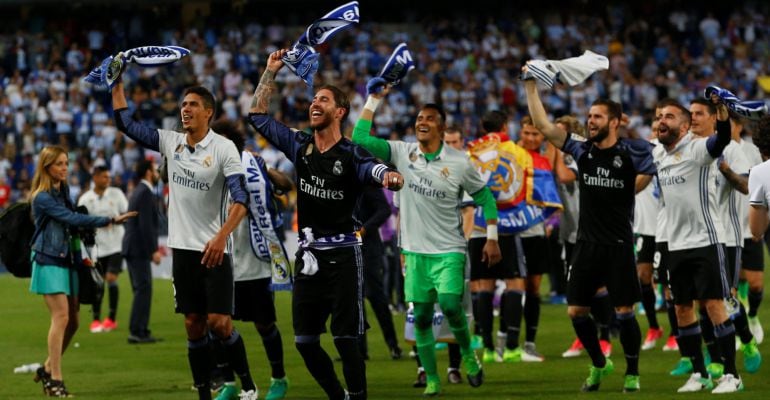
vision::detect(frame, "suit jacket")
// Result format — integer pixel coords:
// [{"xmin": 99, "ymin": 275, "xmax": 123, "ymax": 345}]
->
[
  {"xmin": 122, "ymin": 182, "xmax": 159, "ymax": 259},
  {"xmin": 354, "ymin": 186, "xmax": 390, "ymax": 251}
]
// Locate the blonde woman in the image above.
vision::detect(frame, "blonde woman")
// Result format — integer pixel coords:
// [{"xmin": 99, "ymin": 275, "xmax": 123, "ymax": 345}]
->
[{"xmin": 29, "ymin": 146, "xmax": 136, "ymax": 397}]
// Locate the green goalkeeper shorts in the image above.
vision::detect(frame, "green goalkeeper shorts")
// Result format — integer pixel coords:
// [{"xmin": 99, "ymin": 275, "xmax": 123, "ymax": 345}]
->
[{"xmin": 404, "ymin": 252, "xmax": 466, "ymax": 303}]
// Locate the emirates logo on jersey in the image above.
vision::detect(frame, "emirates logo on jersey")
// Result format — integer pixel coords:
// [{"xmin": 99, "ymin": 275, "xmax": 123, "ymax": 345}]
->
[{"xmin": 333, "ymin": 160, "xmax": 343, "ymax": 176}]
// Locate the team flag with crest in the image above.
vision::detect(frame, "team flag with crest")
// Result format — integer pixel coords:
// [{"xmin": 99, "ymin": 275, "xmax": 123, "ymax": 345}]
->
[
  {"xmin": 467, "ymin": 133, "xmax": 562, "ymax": 234},
  {"xmin": 282, "ymin": 1, "xmax": 360, "ymax": 86}
]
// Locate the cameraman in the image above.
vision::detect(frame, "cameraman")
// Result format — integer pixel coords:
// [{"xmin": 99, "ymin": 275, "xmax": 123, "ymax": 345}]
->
[{"xmin": 28, "ymin": 146, "xmax": 136, "ymax": 397}]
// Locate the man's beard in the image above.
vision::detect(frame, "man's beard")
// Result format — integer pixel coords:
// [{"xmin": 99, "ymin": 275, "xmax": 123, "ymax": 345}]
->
[
  {"xmin": 657, "ymin": 124, "xmax": 680, "ymax": 146},
  {"xmin": 310, "ymin": 114, "xmax": 331, "ymax": 131},
  {"xmin": 587, "ymin": 125, "xmax": 610, "ymax": 144}
]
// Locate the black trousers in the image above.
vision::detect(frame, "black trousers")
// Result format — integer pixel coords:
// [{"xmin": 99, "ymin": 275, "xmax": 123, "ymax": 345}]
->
[
  {"xmin": 362, "ymin": 241, "xmax": 399, "ymax": 353},
  {"xmin": 126, "ymin": 255, "xmax": 153, "ymax": 337}
]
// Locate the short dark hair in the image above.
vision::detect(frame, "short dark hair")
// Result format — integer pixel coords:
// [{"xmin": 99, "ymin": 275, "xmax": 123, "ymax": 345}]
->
[
  {"xmin": 421, "ymin": 103, "xmax": 446, "ymax": 124},
  {"xmin": 656, "ymin": 99, "xmax": 691, "ymax": 125},
  {"xmin": 135, "ymin": 159, "xmax": 154, "ymax": 180},
  {"xmin": 183, "ymin": 86, "xmax": 216, "ymax": 122},
  {"xmin": 591, "ymin": 99, "xmax": 622, "ymax": 122},
  {"xmin": 210, "ymin": 119, "xmax": 245, "ymax": 154},
  {"xmin": 317, "ymin": 84, "xmax": 350, "ymax": 122},
  {"xmin": 754, "ymin": 115, "xmax": 770, "ymax": 157},
  {"xmin": 92, "ymin": 165, "xmax": 109, "ymax": 175},
  {"xmin": 481, "ymin": 110, "xmax": 508, "ymax": 133},
  {"xmin": 690, "ymin": 98, "xmax": 716, "ymax": 115},
  {"xmin": 445, "ymin": 125, "xmax": 463, "ymax": 136}
]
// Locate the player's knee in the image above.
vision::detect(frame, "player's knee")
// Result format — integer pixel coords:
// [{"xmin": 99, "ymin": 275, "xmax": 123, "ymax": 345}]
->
[
  {"xmin": 413, "ymin": 312, "xmax": 433, "ymax": 330},
  {"xmin": 295, "ymin": 335, "xmax": 321, "ymax": 356},
  {"xmin": 207, "ymin": 316, "xmax": 232, "ymax": 338},
  {"xmin": 438, "ymin": 301, "xmax": 462, "ymax": 319},
  {"xmin": 185, "ymin": 314, "xmax": 208, "ymax": 338},
  {"xmin": 567, "ymin": 306, "xmax": 589, "ymax": 319},
  {"xmin": 255, "ymin": 322, "xmax": 276, "ymax": 336}
]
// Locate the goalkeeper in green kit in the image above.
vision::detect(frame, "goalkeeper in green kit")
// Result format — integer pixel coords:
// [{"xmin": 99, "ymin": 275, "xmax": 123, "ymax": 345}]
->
[{"xmin": 353, "ymin": 78, "xmax": 501, "ymax": 396}]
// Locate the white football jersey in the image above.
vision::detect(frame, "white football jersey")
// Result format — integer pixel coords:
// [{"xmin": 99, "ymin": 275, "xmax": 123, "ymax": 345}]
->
[
  {"xmin": 741, "ymin": 140, "xmax": 764, "ymax": 239},
  {"xmin": 653, "ymin": 133, "xmax": 726, "ymax": 251},
  {"xmin": 714, "ymin": 142, "xmax": 750, "ymax": 247},
  {"xmin": 158, "ymin": 129, "xmax": 245, "ymax": 252}
]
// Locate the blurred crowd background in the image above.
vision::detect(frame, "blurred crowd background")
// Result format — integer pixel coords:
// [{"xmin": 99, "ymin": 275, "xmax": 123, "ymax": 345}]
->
[{"xmin": 1, "ymin": 0, "xmax": 769, "ymax": 211}]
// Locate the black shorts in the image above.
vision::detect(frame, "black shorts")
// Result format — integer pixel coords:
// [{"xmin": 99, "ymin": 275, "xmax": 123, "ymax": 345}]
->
[
  {"xmin": 635, "ymin": 235, "xmax": 655, "ymax": 264},
  {"xmin": 97, "ymin": 253, "xmax": 123, "ymax": 275},
  {"xmin": 521, "ymin": 236, "xmax": 549, "ymax": 276},
  {"xmin": 292, "ymin": 246, "xmax": 364, "ymax": 338},
  {"xmin": 668, "ymin": 244, "xmax": 730, "ymax": 305},
  {"xmin": 233, "ymin": 278, "xmax": 277, "ymax": 325},
  {"xmin": 469, "ymin": 236, "xmax": 526, "ymax": 281},
  {"xmin": 566, "ymin": 241, "xmax": 640, "ymax": 308},
  {"xmin": 172, "ymin": 248, "xmax": 234, "ymax": 315},
  {"xmin": 725, "ymin": 246, "xmax": 742, "ymax": 289},
  {"xmin": 742, "ymin": 238, "xmax": 765, "ymax": 271},
  {"xmin": 654, "ymin": 242, "xmax": 670, "ymax": 285}
]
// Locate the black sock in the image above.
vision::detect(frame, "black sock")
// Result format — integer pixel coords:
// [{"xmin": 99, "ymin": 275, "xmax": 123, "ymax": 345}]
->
[
  {"xmin": 471, "ymin": 292, "xmax": 481, "ymax": 335},
  {"xmin": 524, "ymin": 294, "xmax": 540, "ymax": 343},
  {"xmin": 296, "ymin": 340, "xmax": 344, "ymax": 399},
  {"xmin": 448, "ymin": 343, "xmax": 461, "ymax": 369},
  {"xmin": 413, "ymin": 345, "xmax": 422, "ymax": 367},
  {"xmin": 591, "ymin": 292, "xmax": 612, "ymax": 341},
  {"xmin": 748, "ymin": 290, "xmax": 763, "ymax": 318},
  {"xmin": 666, "ymin": 300, "xmax": 679, "ymax": 337},
  {"xmin": 503, "ymin": 290, "xmax": 523, "ymax": 350},
  {"xmin": 92, "ymin": 286, "xmax": 103, "ymax": 321},
  {"xmin": 334, "ymin": 337, "xmax": 366, "ymax": 399},
  {"xmin": 714, "ymin": 320, "xmax": 738, "ymax": 376},
  {"xmin": 209, "ymin": 332, "xmax": 235, "ymax": 382},
  {"xmin": 617, "ymin": 311, "xmax": 641, "ymax": 376},
  {"xmin": 572, "ymin": 315, "xmax": 605, "ymax": 368},
  {"xmin": 640, "ymin": 284, "xmax": 659, "ymax": 329},
  {"xmin": 259, "ymin": 325, "xmax": 286, "ymax": 379},
  {"xmin": 188, "ymin": 336, "xmax": 212, "ymax": 400},
  {"xmin": 678, "ymin": 323, "xmax": 707, "ymax": 376},
  {"xmin": 476, "ymin": 291, "xmax": 494, "ymax": 350},
  {"xmin": 734, "ymin": 303, "xmax": 754, "ymax": 344},
  {"xmin": 699, "ymin": 310, "xmax": 721, "ymax": 364},
  {"xmin": 108, "ymin": 282, "xmax": 119, "ymax": 321},
  {"xmin": 222, "ymin": 330, "xmax": 255, "ymax": 392}
]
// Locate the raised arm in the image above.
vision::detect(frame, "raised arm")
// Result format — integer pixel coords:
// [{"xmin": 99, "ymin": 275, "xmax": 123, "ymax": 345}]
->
[
  {"xmin": 351, "ymin": 78, "xmax": 393, "ymax": 161},
  {"xmin": 112, "ymin": 81, "xmax": 160, "ymax": 152},
  {"xmin": 523, "ymin": 75, "xmax": 568, "ymax": 148},
  {"xmin": 249, "ymin": 49, "xmax": 287, "ymax": 114}
]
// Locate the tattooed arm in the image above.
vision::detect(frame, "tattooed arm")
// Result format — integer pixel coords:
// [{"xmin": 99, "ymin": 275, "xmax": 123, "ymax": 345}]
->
[{"xmin": 250, "ymin": 49, "xmax": 288, "ymax": 114}]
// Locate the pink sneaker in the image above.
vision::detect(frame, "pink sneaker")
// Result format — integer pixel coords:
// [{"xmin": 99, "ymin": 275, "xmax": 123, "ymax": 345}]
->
[
  {"xmin": 662, "ymin": 335, "xmax": 679, "ymax": 351},
  {"xmin": 599, "ymin": 339, "xmax": 612, "ymax": 357},
  {"xmin": 642, "ymin": 327, "xmax": 664, "ymax": 350},
  {"xmin": 89, "ymin": 320, "xmax": 103, "ymax": 333},
  {"xmin": 562, "ymin": 338, "xmax": 584, "ymax": 358},
  {"xmin": 101, "ymin": 318, "xmax": 117, "ymax": 332}
]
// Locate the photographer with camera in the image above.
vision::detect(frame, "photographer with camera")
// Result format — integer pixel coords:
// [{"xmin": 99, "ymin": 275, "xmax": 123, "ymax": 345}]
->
[{"xmin": 28, "ymin": 146, "xmax": 136, "ymax": 397}]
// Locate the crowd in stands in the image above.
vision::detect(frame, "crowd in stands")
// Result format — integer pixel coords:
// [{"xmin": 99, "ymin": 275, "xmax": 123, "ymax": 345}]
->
[{"xmin": 1, "ymin": 1, "xmax": 769, "ymax": 210}]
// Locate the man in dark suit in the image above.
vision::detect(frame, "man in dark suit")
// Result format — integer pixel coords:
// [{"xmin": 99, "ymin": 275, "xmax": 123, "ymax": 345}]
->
[{"xmin": 123, "ymin": 159, "xmax": 162, "ymax": 344}]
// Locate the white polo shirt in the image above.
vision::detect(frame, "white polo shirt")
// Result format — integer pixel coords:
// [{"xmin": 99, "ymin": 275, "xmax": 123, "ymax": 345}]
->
[
  {"xmin": 78, "ymin": 187, "xmax": 128, "ymax": 257},
  {"xmin": 653, "ymin": 133, "xmax": 726, "ymax": 251},
  {"xmin": 158, "ymin": 128, "xmax": 245, "ymax": 252},
  {"xmin": 388, "ymin": 141, "xmax": 487, "ymax": 254}
]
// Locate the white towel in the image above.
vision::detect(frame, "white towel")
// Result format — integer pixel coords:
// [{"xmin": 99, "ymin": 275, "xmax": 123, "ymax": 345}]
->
[
  {"xmin": 523, "ymin": 50, "xmax": 609, "ymax": 90},
  {"xmin": 300, "ymin": 227, "xmax": 319, "ymax": 275}
]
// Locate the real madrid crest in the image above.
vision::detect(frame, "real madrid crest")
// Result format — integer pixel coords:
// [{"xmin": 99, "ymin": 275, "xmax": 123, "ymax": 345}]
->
[
  {"xmin": 333, "ymin": 160, "xmax": 343, "ymax": 175},
  {"xmin": 440, "ymin": 167, "xmax": 450, "ymax": 178},
  {"xmin": 409, "ymin": 151, "xmax": 418, "ymax": 162},
  {"xmin": 175, "ymin": 144, "xmax": 184, "ymax": 153},
  {"xmin": 612, "ymin": 155, "xmax": 622, "ymax": 168},
  {"xmin": 202, "ymin": 155, "xmax": 212, "ymax": 168}
]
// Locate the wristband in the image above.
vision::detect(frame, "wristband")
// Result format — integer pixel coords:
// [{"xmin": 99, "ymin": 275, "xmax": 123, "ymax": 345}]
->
[
  {"xmin": 364, "ymin": 96, "xmax": 382, "ymax": 113},
  {"xmin": 486, "ymin": 224, "xmax": 498, "ymax": 241}
]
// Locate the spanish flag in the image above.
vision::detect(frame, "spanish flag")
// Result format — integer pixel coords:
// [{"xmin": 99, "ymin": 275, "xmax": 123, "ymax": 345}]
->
[{"xmin": 467, "ymin": 133, "xmax": 562, "ymax": 234}]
